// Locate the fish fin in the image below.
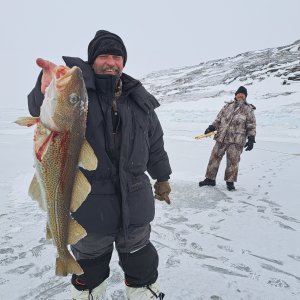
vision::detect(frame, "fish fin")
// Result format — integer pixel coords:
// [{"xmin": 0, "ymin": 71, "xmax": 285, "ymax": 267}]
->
[
  {"xmin": 15, "ymin": 117, "xmax": 39, "ymax": 127},
  {"xmin": 70, "ymin": 170, "xmax": 91, "ymax": 212},
  {"xmin": 28, "ymin": 174, "xmax": 47, "ymax": 211},
  {"xmin": 68, "ymin": 218, "xmax": 87, "ymax": 245},
  {"xmin": 56, "ymin": 252, "xmax": 83, "ymax": 276},
  {"xmin": 46, "ymin": 223, "xmax": 52, "ymax": 240},
  {"xmin": 78, "ymin": 139, "xmax": 98, "ymax": 170}
]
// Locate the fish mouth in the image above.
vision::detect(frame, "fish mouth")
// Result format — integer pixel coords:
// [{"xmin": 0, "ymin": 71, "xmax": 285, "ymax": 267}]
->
[{"xmin": 55, "ymin": 66, "xmax": 82, "ymax": 91}]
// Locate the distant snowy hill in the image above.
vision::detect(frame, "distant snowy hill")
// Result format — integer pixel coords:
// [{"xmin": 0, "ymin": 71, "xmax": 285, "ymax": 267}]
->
[{"xmin": 141, "ymin": 39, "xmax": 300, "ymax": 103}]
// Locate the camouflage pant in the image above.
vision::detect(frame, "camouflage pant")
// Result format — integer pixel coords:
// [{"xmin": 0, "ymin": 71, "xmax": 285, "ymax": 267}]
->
[{"xmin": 205, "ymin": 142, "xmax": 243, "ymax": 182}]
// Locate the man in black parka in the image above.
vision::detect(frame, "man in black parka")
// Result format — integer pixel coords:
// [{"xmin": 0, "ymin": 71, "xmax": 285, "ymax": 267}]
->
[{"xmin": 28, "ymin": 30, "xmax": 171, "ymax": 300}]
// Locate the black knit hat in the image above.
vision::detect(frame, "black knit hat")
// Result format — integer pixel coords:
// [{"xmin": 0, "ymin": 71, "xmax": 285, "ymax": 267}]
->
[
  {"xmin": 235, "ymin": 86, "xmax": 248, "ymax": 97},
  {"xmin": 87, "ymin": 30, "xmax": 127, "ymax": 66}
]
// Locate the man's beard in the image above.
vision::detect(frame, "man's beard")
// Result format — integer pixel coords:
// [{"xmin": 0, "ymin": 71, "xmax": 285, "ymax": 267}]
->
[{"xmin": 235, "ymin": 98, "xmax": 245, "ymax": 106}]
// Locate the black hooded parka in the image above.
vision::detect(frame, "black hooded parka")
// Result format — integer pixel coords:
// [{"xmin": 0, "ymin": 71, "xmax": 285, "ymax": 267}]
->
[{"xmin": 28, "ymin": 57, "xmax": 172, "ymax": 235}]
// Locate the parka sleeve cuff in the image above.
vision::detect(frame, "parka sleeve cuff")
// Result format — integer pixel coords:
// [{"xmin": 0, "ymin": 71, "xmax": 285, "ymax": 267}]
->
[
  {"xmin": 28, "ymin": 71, "xmax": 44, "ymax": 117},
  {"xmin": 147, "ymin": 160, "xmax": 172, "ymax": 181}
]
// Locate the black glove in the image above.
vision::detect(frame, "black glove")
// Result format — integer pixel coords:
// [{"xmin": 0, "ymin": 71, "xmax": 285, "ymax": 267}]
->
[
  {"xmin": 244, "ymin": 136, "xmax": 255, "ymax": 151},
  {"xmin": 204, "ymin": 125, "xmax": 216, "ymax": 134}
]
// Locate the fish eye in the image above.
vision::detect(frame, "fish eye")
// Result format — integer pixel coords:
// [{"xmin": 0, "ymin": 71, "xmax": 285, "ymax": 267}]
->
[{"xmin": 69, "ymin": 93, "xmax": 79, "ymax": 104}]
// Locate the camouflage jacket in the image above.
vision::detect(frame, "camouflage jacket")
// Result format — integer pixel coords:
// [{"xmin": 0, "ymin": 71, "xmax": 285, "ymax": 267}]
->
[{"xmin": 212, "ymin": 100, "xmax": 256, "ymax": 146}]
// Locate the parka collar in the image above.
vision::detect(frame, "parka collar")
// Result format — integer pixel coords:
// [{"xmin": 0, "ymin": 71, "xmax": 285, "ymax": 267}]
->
[{"xmin": 94, "ymin": 73, "xmax": 120, "ymax": 98}]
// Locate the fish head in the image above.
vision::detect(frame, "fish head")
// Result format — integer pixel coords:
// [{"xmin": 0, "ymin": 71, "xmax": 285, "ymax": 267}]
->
[{"xmin": 40, "ymin": 66, "xmax": 88, "ymax": 131}]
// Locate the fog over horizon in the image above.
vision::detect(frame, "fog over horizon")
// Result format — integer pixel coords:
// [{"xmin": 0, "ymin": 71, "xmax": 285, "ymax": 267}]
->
[{"xmin": 1, "ymin": 0, "xmax": 300, "ymax": 110}]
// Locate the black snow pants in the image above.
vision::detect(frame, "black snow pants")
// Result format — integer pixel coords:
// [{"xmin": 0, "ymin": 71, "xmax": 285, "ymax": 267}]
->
[{"xmin": 71, "ymin": 224, "xmax": 159, "ymax": 290}]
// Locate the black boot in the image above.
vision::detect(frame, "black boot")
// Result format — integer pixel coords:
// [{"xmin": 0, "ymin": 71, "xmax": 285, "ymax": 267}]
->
[
  {"xmin": 199, "ymin": 178, "xmax": 216, "ymax": 187},
  {"xmin": 226, "ymin": 182, "xmax": 235, "ymax": 191}
]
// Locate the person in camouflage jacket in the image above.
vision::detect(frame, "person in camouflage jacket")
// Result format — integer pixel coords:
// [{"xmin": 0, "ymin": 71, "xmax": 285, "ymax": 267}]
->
[{"xmin": 199, "ymin": 86, "xmax": 256, "ymax": 191}]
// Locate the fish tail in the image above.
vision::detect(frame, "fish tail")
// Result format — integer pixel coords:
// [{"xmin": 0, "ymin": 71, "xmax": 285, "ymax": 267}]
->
[{"xmin": 55, "ymin": 253, "xmax": 83, "ymax": 276}]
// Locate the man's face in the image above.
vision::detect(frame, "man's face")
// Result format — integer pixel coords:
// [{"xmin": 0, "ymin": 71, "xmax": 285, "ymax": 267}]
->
[
  {"xmin": 92, "ymin": 54, "xmax": 124, "ymax": 76},
  {"xmin": 235, "ymin": 93, "xmax": 246, "ymax": 101}
]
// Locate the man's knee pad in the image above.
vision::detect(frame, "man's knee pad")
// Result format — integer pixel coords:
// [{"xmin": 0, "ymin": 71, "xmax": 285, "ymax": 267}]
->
[
  {"xmin": 119, "ymin": 242, "xmax": 159, "ymax": 287},
  {"xmin": 72, "ymin": 250, "xmax": 112, "ymax": 290}
]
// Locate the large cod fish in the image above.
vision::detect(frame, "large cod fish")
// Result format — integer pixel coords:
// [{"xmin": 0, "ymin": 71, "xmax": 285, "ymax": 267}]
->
[{"xmin": 16, "ymin": 65, "xmax": 97, "ymax": 276}]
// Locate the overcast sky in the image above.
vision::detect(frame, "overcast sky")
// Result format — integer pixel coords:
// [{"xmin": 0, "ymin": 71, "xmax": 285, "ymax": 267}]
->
[{"xmin": 1, "ymin": 0, "xmax": 300, "ymax": 108}]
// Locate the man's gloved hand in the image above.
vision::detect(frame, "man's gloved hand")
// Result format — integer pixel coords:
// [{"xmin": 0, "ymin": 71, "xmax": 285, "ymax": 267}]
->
[
  {"xmin": 204, "ymin": 125, "xmax": 216, "ymax": 134},
  {"xmin": 154, "ymin": 181, "xmax": 171, "ymax": 204},
  {"xmin": 244, "ymin": 136, "xmax": 255, "ymax": 151},
  {"xmin": 36, "ymin": 58, "xmax": 57, "ymax": 94}
]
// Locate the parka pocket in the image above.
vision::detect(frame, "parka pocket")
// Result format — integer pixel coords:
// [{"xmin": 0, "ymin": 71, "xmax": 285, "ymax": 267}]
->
[
  {"xmin": 127, "ymin": 174, "xmax": 151, "ymax": 192},
  {"xmin": 127, "ymin": 174, "xmax": 155, "ymax": 225},
  {"xmin": 127, "ymin": 115, "xmax": 150, "ymax": 174}
]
